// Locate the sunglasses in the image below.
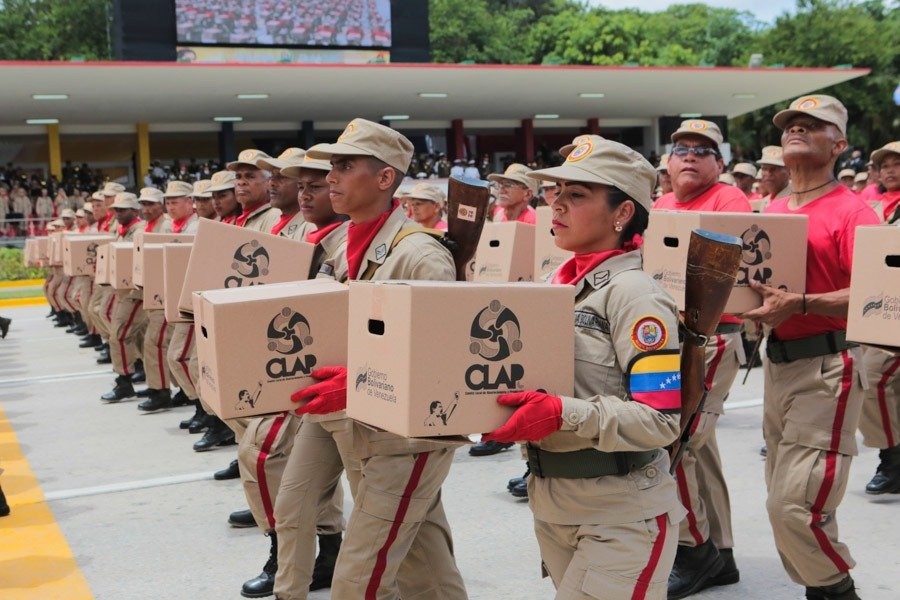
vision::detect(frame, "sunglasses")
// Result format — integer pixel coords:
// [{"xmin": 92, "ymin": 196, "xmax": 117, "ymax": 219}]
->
[{"xmin": 671, "ymin": 146, "xmax": 720, "ymax": 158}]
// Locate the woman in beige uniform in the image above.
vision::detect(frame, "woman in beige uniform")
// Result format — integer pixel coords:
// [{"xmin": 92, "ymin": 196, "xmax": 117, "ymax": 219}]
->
[{"xmin": 483, "ymin": 136, "xmax": 685, "ymax": 600}]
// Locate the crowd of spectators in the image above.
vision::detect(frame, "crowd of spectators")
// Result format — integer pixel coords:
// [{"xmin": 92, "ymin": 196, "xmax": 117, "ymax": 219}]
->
[{"xmin": 176, "ymin": 0, "xmax": 391, "ymax": 47}]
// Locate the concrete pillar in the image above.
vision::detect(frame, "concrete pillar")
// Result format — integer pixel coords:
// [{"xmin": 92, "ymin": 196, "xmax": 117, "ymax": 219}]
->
[
  {"xmin": 451, "ymin": 119, "xmax": 466, "ymax": 160},
  {"xmin": 47, "ymin": 124, "xmax": 62, "ymax": 180},
  {"xmin": 521, "ymin": 118, "xmax": 534, "ymax": 163},
  {"xmin": 218, "ymin": 122, "xmax": 235, "ymax": 164},
  {"xmin": 300, "ymin": 120, "xmax": 315, "ymax": 149},
  {"xmin": 136, "ymin": 122, "xmax": 150, "ymax": 183},
  {"xmin": 586, "ymin": 118, "xmax": 600, "ymax": 135}
]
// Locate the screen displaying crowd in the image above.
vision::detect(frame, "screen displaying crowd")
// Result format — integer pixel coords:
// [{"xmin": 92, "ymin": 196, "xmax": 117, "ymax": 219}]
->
[{"xmin": 175, "ymin": 0, "xmax": 392, "ymax": 47}]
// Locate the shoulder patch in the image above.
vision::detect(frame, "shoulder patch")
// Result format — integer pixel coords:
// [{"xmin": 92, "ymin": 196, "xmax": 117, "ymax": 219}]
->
[
  {"xmin": 630, "ymin": 316, "xmax": 668, "ymax": 352},
  {"xmin": 591, "ymin": 270, "xmax": 611, "ymax": 288},
  {"xmin": 374, "ymin": 243, "xmax": 388, "ymax": 261},
  {"xmin": 574, "ymin": 310, "xmax": 610, "ymax": 333}
]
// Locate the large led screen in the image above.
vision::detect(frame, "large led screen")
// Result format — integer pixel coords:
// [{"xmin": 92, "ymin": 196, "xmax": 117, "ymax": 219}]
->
[{"xmin": 175, "ymin": 0, "xmax": 392, "ymax": 48}]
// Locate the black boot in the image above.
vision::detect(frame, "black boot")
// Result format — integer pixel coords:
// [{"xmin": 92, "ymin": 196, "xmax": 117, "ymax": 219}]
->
[
  {"xmin": 100, "ymin": 375, "xmax": 136, "ymax": 403},
  {"xmin": 229, "ymin": 509, "xmax": 257, "ymax": 528},
  {"xmin": 508, "ymin": 465, "xmax": 530, "ymax": 492},
  {"xmin": 171, "ymin": 388, "xmax": 191, "ymax": 407},
  {"xmin": 137, "ymin": 388, "xmax": 173, "ymax": 412},
  {"xmin": 47, "ymin": 308, "xmax": 57, "ymax": 319},
  {"xmin": 180, "ymin": 400, "xmax": 202, "ymax": 429},
  {"xmin": 0, "ymin": 483, "xmax": 9, "ymax": 517},
  {"xmin": 510, "ymin": 478, "xmax": 528, "ymax": 498},
  {"xmin": 94, "ymin": 341, "xmax": 108, "ymax": 353},
  {"xmin": 54, "ymin": 311, "xmax": 72, "ymax": 327},
  {"xmin": 806, "ymin": 576, "xmax": 860, "ymax": 600},
  {"xmin": 214, "ymin": 460, "xmax": 241, "ymax": 481},
  {"xmin": 706, "ymin": 548, "xmax": 739, "ymax": 587},
  {"xmin": 96, "ymin": 346, "xmax": 112, "ymax": 364},
  {"xmin": 193, "ymin": 417, "xmax": 236, "ymax": 452},
  {"xmin": 190, "ymin": 412, "xmax": 213, "ymax": 434},
  {"xmin": 0, "ymin": 317, "xmax": 10, "ymax": 339},
  {"xmin": 469, "ymin": 440, "xmax": 514, "ymax": 456},
  {"xmin": 865, "ymin": 445, "xmax": 900, "ymax": 494},
  {"xmin": 310, "ymin": 532, "xmax": 342, "ymax": 591},
  {"xmin": 135, "ymin": 388, "xmax": 151, "ymax": 398},
  {"xmin": 79, "ymin": 334, "xmax": 102, "ymax": 348},
  {"xmin": 241, "ymin": 532, "xmax": 277, "ymax": 598},
  {"xmin": 66, "ymin": 313, "xmax": 86, "ymax": 334},
  {"xmin": 130, "ymin": 360, "xmax": 146, "ymax": 384},
  {"xmin": 667, "ymin": 539, "xmax": 724, "ymax": 599}
]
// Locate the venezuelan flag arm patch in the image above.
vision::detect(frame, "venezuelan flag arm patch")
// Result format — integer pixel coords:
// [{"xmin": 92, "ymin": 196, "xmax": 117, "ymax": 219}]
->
[{"xmin": 625, "ymin": 349, "xmax": 681, "ymax": 414}]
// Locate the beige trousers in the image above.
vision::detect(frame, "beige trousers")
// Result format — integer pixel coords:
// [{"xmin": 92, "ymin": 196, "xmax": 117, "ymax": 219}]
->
[
  {"xmin": 763, "ymin": 347, "xmax": 864, "ymax": 587},
  {"xmin": 535, "ymin": 515, "xmax": 678, "ymax": 600},
  {"xmin": 90, "ymin": 285, "xmax": 115, "ymax": 341},
  {"xmin": 675, "ymin": 333, "xmax": 739, "ymax": 549},
  {"xmin": 274, "ymin": 416, "xmax": 363, "ymax": 600},
  {"xmin": 142, "ymin": 310, "xmax": 173, "ymax": 390},
  {"xmin": 109, "ymin": 291, "xmax": 147, "ymax": 377},
  {"xmin": 166, "ymin": 322, "xmax": 198, "ymax": 399},
  {"xmin": 71, "ymin": 276, "xmax": 96, "ymax": 333},
  {"xmin": 859, "ymin": 347, "xmax": 900, "ymax": 450}
]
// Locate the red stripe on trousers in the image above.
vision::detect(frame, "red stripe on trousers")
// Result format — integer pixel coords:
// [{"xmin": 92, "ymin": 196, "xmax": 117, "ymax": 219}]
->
[
  {"xmin": 691, "ymin": 335, "xmax": 725, "ymax": 437},
  {"xmin": 675, "ymin": 463, "xmax": 704, "ymax": 545},
  {"xmin": 177, "ymin": 326, "xmax": 195, "ymax": 387},
  {"xmin": 62, "ymin": 278, "xmax": 76, "ymax": 311},
  {"xmin": 256, "ymin": 413, "xmax": 288, "ymax": 530},
  {"xmin": 117, "ymin": 300, "xmax": 142, "ymax": 377},
  {"xmin": 156, "ymin": 318, "xmax": 168, "ymax": 389},
  {"xmin": 631, "ymin": 514, "xmax": 669, "ymax": 600},
  {"xmin": 366, "ymin": 452, "xmax": 431, "ymax": 600},
  {"xmin": 876, "ymin": 358, "xmax": 900, "ymax": 448},
  {"xmin": 105, "ymin": 294, "xmax": 115, "ymax": 321},
  {"xmin": 809, "ymin": 351, "xmax": 853, "ymax": 573}
]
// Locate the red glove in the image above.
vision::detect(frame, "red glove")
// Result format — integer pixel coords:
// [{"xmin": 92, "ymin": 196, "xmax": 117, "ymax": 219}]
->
[
  {"xmin": 291, "ymin": 366, "xmax": 347, "ymax": 415},
  {"xmin": 481, "ymin": 391, "xmax": 562, "ymax": 443}
]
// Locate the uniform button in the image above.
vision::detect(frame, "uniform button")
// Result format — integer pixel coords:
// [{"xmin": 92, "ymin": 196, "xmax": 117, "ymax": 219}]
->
[
  {"xmin": 567, "ymin": 412, "xmax": 579, "ymax": 424},
  {"xmin": 645, "ymin": 467, "xmax": 658, "ymax": 478}
]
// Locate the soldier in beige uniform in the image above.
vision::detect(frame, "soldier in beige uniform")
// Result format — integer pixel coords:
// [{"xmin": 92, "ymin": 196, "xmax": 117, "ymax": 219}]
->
[
  {"xmin": 258, "ymin": 148, "xmax": 318, "ymax": 241},
  {"xmin": 89, "ymin": 183, "xmax": 126, "ymax": 365},
  {"xmin": 100, "ymin": 192, "xmax": 148, "ymax": 403},
  {"xmin": 227, "ymin": 149, "xmax": 282, "ymax": 232},
  {"xmin": 285, "ymin": 119, "xmax": 468, "ymax": 600},
  {"xmin": 192, "ymin": 179, "xmax": 216, "ymax": 221},
  {"xmin": 482, "ymin": 136, "xmax": 684, "ymax": 600}
]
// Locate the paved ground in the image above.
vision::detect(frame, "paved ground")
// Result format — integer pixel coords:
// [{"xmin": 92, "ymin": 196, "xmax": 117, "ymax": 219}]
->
[{"xmin": 1, "ymin": 303, "xmax": 898, "ymax": 599}]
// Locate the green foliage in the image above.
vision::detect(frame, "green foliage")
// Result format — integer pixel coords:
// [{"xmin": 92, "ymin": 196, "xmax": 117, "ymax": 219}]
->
[
  {"xmin": 0, "ymin": 248, "xmax": 46, "ymax": 281},
  {"xmin": 0, "ymin": 0, "xmax": 111, "ymax": 61}
]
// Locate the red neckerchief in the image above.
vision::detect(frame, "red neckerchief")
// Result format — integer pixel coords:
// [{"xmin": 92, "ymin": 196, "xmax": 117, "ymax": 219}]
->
[
  {"xmin": 172, "ymin": 215, "xmax": 192, "ymax": 233},
  {"xmin": 270, "ymin": 212, "xmax": 295, "ymax": 236},
  {"xmin": 881, "ymin": 190, "xmax": 900, "ymax": 222},
  {"xmin": 78, "ymin": 225, "xmax": 88, "ymax": 233},
  {"xmin": 305, "ymin": 222, "xmax": 342, "ymax": 245},
  {"xmin": 222, "ymin": 215, "xmax": 237, "ymax": 225},
  {"xmin": 347, "ymin": 201, "xmax": 397, "ymax": 280},
  {"xmin": 235, "ymin": 202, "xmax": 266, "ymax": 228},
  {"xmin": 99, "ymin": 213, "xmax": 113, "ymax": 232},
  {"xmin": 117, "ymin": 217, "xmax": 141, "ymax": 238},
  {"xmin": 144, "ymin": 216, "xmax": 160, "ymax": 232},
  {"xmin": 551, "ymin": 235, "xmax": 642, "ymax": 286}
]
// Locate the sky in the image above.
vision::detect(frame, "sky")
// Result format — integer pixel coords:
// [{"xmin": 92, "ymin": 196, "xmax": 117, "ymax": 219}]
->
[{"xmin": 585, "ymin": 1, "xmax": 797, "ymax": 23}]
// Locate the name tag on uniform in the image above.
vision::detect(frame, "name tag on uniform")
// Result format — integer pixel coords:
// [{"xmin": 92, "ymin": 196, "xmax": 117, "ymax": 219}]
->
[{"xmin": 574, "ymin": 310, "xmax": 610, "ymax": 333}]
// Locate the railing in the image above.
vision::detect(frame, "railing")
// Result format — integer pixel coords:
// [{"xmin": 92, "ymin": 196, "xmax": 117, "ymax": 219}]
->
[{"xmin": 0, "ymin": 218, "xmax": 53, "ymax": 247}]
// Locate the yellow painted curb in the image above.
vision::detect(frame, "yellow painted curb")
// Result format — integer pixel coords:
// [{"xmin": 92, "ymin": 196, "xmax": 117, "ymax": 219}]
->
[
  {"xmin": 0, "ymin": 298, "xmax": 47, "ymax": 308},
  {"xmin": 0, "ymin": 405, "xmax": 94, "ymax": 599},
  {"xmin": 0, "ymin": 279, "xmax": 45, "ymax": 288}
]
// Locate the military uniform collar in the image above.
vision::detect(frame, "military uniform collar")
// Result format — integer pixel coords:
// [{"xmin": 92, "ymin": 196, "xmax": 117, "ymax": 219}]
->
[
  {"xmin": 244, "ymin": 203, "xmax": 275, "ymax": 223},
  {"xmin": 362, "ymin": 205, "xmax": 409, "ymax": 268},
  {"xmin": 574, "ymin": 250, "xmax": 643, "ymax": 295}
]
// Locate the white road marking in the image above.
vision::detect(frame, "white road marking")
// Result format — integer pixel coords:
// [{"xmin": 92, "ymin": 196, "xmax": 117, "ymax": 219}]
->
[{"xmin": 45, "ymin": 471, "xmax": 213, "ymax": 501}]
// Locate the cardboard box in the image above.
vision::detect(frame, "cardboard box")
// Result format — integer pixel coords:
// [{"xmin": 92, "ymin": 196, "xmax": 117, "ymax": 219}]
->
[
  {"xmin": 63, "ymin": 235, "xmax": 114, "ymax": 276},
  {"xmin": 49, "ymin": 232, "xmax": 65, "ymax": 266},
  {"xmin": 643, "ymin": 211, "xmax": 808, "ymax": 313},
  {"xmin": 164, "ymin": 244, "xmax": 194, "ymax": 323},
  {"xmin": 193, "ymin": 280, "xmax": 349, "ymax": 419},
  {"xmin": 23, "ymin": 238, "xmax": 38, "ymax": 267},
  {"xmin": 33, "ymin": 237, "xmax": 50, "ymax": 267},
  {"xmin": 178, "ymin": 219, "xmax": 315, "ymax": 316},
  {"xmin": 533, "ymin": 206, "xmax": 573, "ymax": 281},
  {"xmin": 847, "ymin": 226, "xmax": 900, "ymax": 349},
  {"xmin": 95, "ymin": 242, "xmax": 112, "ymax": 285},
  {"xmin": 108, "ymin": 242, "xmax": 135, "ymax": 290},
  {"xmin": 133, "ymin": 233, "xmax": 194, "ymax": 287},
  {"xmin": 346, "ymin": 281, "xmax": 575, "ymax": 438},
  {"xmin": 473, "ymin": 221, "xmax": 535, "ymax": 283}
]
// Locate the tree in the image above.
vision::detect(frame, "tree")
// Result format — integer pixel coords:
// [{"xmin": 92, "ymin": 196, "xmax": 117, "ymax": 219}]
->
[{"xmin": 0, "ymin": 0, "xmax": 111, "ymax": 61}]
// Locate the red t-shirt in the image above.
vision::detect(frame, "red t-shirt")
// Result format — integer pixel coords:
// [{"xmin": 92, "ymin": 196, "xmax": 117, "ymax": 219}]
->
[
  {"xmin": 493, "ymin": 205, "xmax": 537, "ymax": 224},
  {"xmin": 878, "ymin": 190, "xmax": 899, "ymax": 222},
  {"xmin": 859, "ymin": 183, "xmax": 881, "ymax": 202},
  {"xmin": 653, "ymin": 183, "xmax": 752, "ymax": 323},
  {"xmin": 765, "ymin": 185, "xmax": 881, "ymax": 340}
]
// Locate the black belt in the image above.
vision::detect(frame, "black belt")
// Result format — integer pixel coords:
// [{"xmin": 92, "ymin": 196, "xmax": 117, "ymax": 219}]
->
[
  {"xmin": 766, "ymin": 330, "xmax": 856, "ymax": 364},
  {"xmin": 678, "ymin": 322, "xmax": 741, "ymax": 345},
  {"xmin": 526, "ymin": 444, "xmax": 658, "ymax": 479}
]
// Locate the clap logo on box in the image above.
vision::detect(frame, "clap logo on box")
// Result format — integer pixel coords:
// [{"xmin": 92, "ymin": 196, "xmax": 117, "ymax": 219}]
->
[
  {"xmin": 465, "ymin": 300, "xmax": 524, "ymax": 391},
  {"xmin": 225, "ymin": 240, "xmax": 270, "ymax": 287},
  {"xmin": 737, "ymin": 225, "xmax": 774, "ymax": 286},
  {"xmin": 264, "ymin": 307, "xmax": 317, "ymax": 380}
]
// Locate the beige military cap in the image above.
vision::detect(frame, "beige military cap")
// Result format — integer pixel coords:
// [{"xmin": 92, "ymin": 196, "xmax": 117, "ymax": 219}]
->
[
  {"xmin": 718, "ymin": 173, "xmax": 736, "ymax": 186},
  {"xmin": 838, "ymin": 168, "xmax": 856, "ymax": 180},
  {"xmin": 193, "ymin": 180, "xmax": 213, "ymax": 198},
  {"xmin": 757, "ymin": 146, "xmax": 785, "ymax": 167},
  {"xmin": 306, "ymin": 118, "xmax": 414, "ymax": 173},
  {"xmin": 854, "ymin": 171, "xmax": 868, "ymax": 183},
  {"xmin": 488, "ymin": 163, "xmax": 540, "ymax": 194},
  {"xmin": 227, "ymin": 149, "xmax": 274, "ymax": 170},
  {"xmin": 258, "ymin": 147, "xmax": 307, "ymax": 171},
  {"xmin": 48, "ymin": 219, "xmax": 64, "ymax": 229},
  {"xmin": 91, "ymin": 191, "xmax": 105, "ymax": 201},
  {"xmin": 110, "ymin": 192, "xmax": 140, "ymax": 210},
  {"xmin": 280, "ymin": 145, "xmax": 335, "ymax": 177},
  {"xmin": 671, "ymin": 119, "xmax": 724, "ymax": 147},
  {"xmin": 206, "ymin": 170, "xmax": 237, "ymax": 192},
  {"xmin": 773, "ymin": 94, "xmax": 848, "ymax": 136},
  {"xmin": 75, "ymin": 208, "xmax": 86, "ymax": 218},
  {"xmin": 540, "ymin": 180, "xmax": 558, "ymax": 189},
  {"xmin": 657, "ymin": 153, "xmax": 669, "ymax": 172},
  {"xmin": 81, "ymin": 204, "xmax": 94, "ymax": 214},
  {"xmin": 163, "ymin": 180, "xmax": 194, "ymax": 198},
  {"xmin": 871, "ymin": 141, "xmax": 900, "ymax": 168},
  {"xmin": 527, "ymin": 135, "xmax": 656, "ymax": 212},
  {"xmin": 102, "ymin": 182, "xmax": 126, "ymax": 197},
  {"xmin": 138, "ymin": 187, "xmax": 165, "ymax": 203},
  {"xmin": 407, "ymin": 182, "xmax": 444, "ymax": 204},
  {"xmin": 732, "ymin": 162, "xmax": 758, "ymax": 178},
  {"xmin": 60, "ymin": 208, "xmax": 77, "ymax": 219}
]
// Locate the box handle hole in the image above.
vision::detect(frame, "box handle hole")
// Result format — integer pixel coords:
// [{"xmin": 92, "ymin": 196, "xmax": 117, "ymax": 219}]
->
[
  {"xmin": 663, "ymin": 237, "xmax": 679, "ymax": 248},
  {"xmin": 368, "ymin": 319, "xmax": 385, "ymax": 335},
  {"xmin": 886, "ymin": 255, "xmax": 900, "ymax": 268},
  {"xmin": 200, "ymin": 326, "xmax": 209, "ymax": 338},
  {"xmin": 489, "ymin": 240, "xmax": 500, "ymax": 247}
]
